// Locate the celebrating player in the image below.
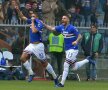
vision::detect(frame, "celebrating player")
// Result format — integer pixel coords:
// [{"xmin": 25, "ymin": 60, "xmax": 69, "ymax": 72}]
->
[
  {"xmin": 43, "ymin": 15, "xmax": 95, "ymax": 87},
  {"xmin": 15, "ymin": 6, "xmax": 59, "ymax": 86}
]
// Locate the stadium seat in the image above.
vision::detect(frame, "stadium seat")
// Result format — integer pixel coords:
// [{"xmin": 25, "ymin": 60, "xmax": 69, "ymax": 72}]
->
[
  {"xmin": 2, "ymin": 51, "xmax": 13, "ymax": 66},
  {"xmin": 3, "ymin": 51, "xmax": 13, "ymax": 60}
]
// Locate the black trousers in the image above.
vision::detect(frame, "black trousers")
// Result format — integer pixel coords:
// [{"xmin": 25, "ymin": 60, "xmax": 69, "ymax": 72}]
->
[{"xmin": 50, "ymin": 52, "xmax": 63, "ymax": 76}]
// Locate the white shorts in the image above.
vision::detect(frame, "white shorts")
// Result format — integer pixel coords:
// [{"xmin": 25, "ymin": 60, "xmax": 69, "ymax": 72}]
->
[
  {"xmin": 24, "ymin": 43, "xmax": 46, "ymax": 61},
  {"xmin": 65, "ymin": 49, "xmax": 78, "ymax": 64}
]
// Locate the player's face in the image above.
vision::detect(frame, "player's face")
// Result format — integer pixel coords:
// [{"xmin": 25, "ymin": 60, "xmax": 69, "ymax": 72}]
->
[
  {"xmin": 31, "ymin": 14, "xmax": 37, "ymax": 18},
  {"xmin": 61, "ymin": 16, "xmax": 69, "ymax": 25}
]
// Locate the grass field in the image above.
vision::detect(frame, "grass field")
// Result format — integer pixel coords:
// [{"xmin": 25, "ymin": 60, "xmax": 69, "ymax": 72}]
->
[{"xmin": 0, "ymin": 80, "xmax": 108, "ymax": 90}]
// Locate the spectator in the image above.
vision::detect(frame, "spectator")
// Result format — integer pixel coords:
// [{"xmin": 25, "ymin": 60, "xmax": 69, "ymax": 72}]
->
[
  {"xmin": 42, "ymin": 0, "xmax": 58, "ymax": 25},
  {"xmin": 91, "ymin": 0, "xmax": 100, "ymax": 13},
  {"xmin": 55, "ymin": 0, "xmax": 69, "ymax": 25},
  {"xmin": 1, "ymin": 0, "xmax": 9, "ymax": 22},
  {"xmin": 32, "ymin": 2, "xmax": 38, "ymax": 14},
  {"xmin": 37, "ymin": 0, "xmax": 43, "ymax": 20},
  {"xmin": 0, "ymin": 3, "xmax": 4, "ymax": 23},
  {"xmin": 32, "ymin": 1, "xmax": 42, "ymax": 19},
  {"xmin": 81, "ymin": 24, "xmax": 103, "ymax": 81},
  {"xmin": 81, "ymin": 0, "xmax": 92, "ymax": 26},
  {"xmin": 90, "ymin": 11, "xmax": 99, "ymax": 25},
  {"xmin": 68, "ymin": 6, "xmax": 82, "ymax": 26},
  {"xmin": 48, "ymin": 31, "xmax": 64, "ymax": 76},
  {"xmin": 21, "ymin": 2, "xmax": 31, "ymax": 18},
  {"xmin": 103, "ymin": 0, "xmax": 108, "ymax": 26},
  {"xmin": 6, "ymin": 0, "xmax": 20, "ymax": 24},
  {"xmin": 19, "ymin": 0, "xmax": 26, "ymax": 10}
]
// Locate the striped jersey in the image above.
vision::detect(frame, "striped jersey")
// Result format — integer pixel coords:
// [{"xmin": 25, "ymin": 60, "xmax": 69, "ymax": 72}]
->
[
  {"xmin": 55, "ymin": 24, "xmax": 80, "ymax": 50},
  {"xmin": 27, "ymin": 18, "xmax": 43, "ymax": 43}
]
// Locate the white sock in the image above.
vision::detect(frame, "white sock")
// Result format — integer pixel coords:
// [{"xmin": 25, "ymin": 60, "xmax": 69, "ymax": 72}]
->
[
  {"xmin": 72, "ymin": 59, "xmax": 89, "ymax": 70},
  {"xmin": 23, "ymin": 60, "xmax": 34, "ymax": 75},
  {"xmin": 46, "ymin": 63, "xmax": 57, "ymax": 79},
  {"xmin": 61, "ymin": 62, "xmax": 69, "ymax": 85}
]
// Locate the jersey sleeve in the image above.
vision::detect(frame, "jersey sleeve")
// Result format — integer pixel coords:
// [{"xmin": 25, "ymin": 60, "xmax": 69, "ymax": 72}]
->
[
  {"xmin": 55, "ymin": 25, "xmax": 62, "ymax": 33},
  {"xmin": 26, "ymin": 19, "xmax": 31, "ymax": 24},
  {"xmin": 72, "ymin": 26, "xmax": 80, "ymax": 36},
  {"xmin": 35, "ymin": 19, "xmax": 43, "ymax": 31}
]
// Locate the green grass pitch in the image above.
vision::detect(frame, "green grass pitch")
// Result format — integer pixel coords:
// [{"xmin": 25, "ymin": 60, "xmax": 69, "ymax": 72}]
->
[{"xmin": 0, "ymin": 80, "xmax": 108, "ymax": 90}]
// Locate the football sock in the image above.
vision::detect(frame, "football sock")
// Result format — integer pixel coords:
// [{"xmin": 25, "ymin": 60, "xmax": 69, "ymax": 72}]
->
[
  {"xmin": 23, "ymin": 60, "xmax": 34, "ymax": 75},
  {"xmin": 72, "ymin": 59, "xmax": 89, "ymax": 70},
  {"xmin": 61, "ymin": 62, "xmax": 69, "ymax": 85},
  {"xmin": 46, "ymin": 63, "xmax": 57, "ymax": 79}
]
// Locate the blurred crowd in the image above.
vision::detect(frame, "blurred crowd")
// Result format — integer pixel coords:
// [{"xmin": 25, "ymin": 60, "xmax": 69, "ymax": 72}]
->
[
  {"xmin": 0, "ymin": 0, "xmax": 108, "ymax": 27},
  {"xmin": 0, "ymin": 0, "xmax": 108, "ymax": 51}
]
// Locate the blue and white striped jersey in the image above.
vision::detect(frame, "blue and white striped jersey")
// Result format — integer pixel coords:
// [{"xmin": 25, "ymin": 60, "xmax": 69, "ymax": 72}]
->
[
  {"xmin": 55, "ymin": 24, "xmax": 80, "ymax": 50},
  {"xmin": 27, "ymin": 19, "xmax": 43, "ymax": 43}
]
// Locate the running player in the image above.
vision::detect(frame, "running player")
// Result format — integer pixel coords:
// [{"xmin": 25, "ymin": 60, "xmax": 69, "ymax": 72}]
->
[
  {"xmin": 15, "ymin": 6, "xmax": 58, "ymax": 86},
  {"xmin": 43, "ymin": 15, "xmax": 94, "ymax": 87}
]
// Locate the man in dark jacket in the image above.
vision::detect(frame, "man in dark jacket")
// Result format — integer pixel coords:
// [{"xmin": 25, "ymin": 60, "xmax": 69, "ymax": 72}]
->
[{"xmin": 81, "ymin": 24, "xmax": 103, "ymax": 81}]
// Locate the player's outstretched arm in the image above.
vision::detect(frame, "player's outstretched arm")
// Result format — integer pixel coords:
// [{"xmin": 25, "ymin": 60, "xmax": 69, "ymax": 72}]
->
[
  {"xmin": 42, "ymin": 22, "xmax": 56, "ymax": 32},
  {"xmin": 15, "ymin": 6, "xmax": 27, "ymax": 21}
]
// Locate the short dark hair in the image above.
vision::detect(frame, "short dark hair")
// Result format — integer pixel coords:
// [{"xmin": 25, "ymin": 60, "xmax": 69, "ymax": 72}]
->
[
  {"xmin": 28, "ymin": 9, "xmax": 38, "ymax": 17},
  {"xmin": 90, "ymin": 24, "xmax": 98, "ymax": 29},
  {"xmin": 29, "ymin": 9, "xmax": 37, "ymax": 14},
  {"xmin": 29, "ymin": 9, "xmax": 34, "ymax": 14},
  {"xmin": 64, "ymin": 14, "xmax": 70, "ymax": 19}
]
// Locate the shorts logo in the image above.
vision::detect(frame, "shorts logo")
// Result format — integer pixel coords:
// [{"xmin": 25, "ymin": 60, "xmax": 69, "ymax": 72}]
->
[{"xmin": 68, "ymin": 52, "xmax": 73, "ymax": 58}]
